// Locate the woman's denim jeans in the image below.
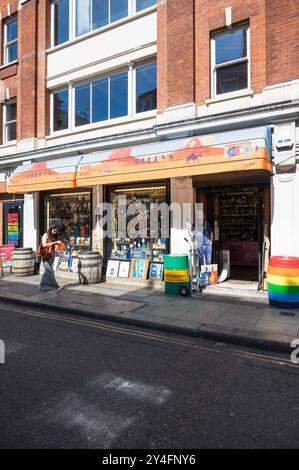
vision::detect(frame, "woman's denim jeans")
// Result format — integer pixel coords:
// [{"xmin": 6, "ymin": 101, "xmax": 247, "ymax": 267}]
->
[{"xmin": 40, "ymin": 257, "xmax": 59, "ymax": 290}]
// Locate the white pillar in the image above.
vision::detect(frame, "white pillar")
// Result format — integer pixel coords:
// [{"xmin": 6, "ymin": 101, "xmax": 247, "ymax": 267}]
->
[
  {"xmin": 271, "ymin": 165, "xmax": 299, "ymax": 257},
  {"xmin": 23, "ymin": 192, "xmax": 39, "ymax": 251}
]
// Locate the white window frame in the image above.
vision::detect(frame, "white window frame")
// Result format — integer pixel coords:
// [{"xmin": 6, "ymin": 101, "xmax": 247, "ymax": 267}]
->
[
  {"xmin": 211, "ymin": 25, "xmax": 250, "ymax": 98},
  {"xmin": 4, "ymin": 16, "xmax": 18, "ymax": 65},
  {"xmin": 51, "ymin": 87, "xmax": 71, "ymax": 133},
  {"xmin": 50, "ymin": 0, "xmax": 156, "ymax": 47},
  {"xmin": 51, "ymin": 0, "xmax": 72, "ymax": 48},
  {"xmin": 50, "ymin": 61, "xmax": 156, "ymax": 135},
  {"xmin": 3, "ymin": 100, "xmax": 17, "ymax": 144},
  {"xmin": 134, "ymin": 60, "xmax": 157, "ymax": 115}
]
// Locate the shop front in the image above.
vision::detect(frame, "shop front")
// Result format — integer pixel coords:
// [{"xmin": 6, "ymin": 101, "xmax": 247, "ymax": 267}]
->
[{"xmin": 7, "ymin": 126, "xmax": 272, "ymax": 287}]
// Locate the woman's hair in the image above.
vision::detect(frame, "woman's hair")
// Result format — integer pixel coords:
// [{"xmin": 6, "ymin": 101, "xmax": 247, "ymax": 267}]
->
[{"xmin": 47, "ymin": 225, "xmax": 60, "ymax": 241}]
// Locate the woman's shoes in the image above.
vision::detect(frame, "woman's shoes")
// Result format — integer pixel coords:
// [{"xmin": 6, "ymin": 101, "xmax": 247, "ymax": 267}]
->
[
  {"xmin": 39, "ymin": 287, "xmax": 46, "ymax": 292},
  {"xmin": 57, "ymin": 285, "xmax": 65, "ymax": 292}
]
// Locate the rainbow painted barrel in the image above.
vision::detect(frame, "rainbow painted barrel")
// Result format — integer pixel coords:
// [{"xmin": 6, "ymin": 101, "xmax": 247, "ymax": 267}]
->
[{"xmin": 267, "ymin": 256, "xmax": 299, "ymax": 308}]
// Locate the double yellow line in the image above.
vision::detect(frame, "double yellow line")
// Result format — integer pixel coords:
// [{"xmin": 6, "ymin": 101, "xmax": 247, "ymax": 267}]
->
[{"xmin": 0, "ymin": 302, "xmax": 297, "ymax": 370}]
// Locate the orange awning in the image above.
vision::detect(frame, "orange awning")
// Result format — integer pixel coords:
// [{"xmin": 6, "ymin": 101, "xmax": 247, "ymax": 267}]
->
[
  {"xmin": 76, "ymin": 127, "xmax": 272, "ymax": 187},
  {"xmin": 8, "ymin": 157, "xmax": 82, "ymax": 193}
]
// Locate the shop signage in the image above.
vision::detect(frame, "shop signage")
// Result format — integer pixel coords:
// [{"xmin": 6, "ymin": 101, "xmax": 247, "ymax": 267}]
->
[
  {"xmin": 8, "ymin": 127, "xmax": 272, "ymax": 192},
  {"xmin": 274, "ymin": 122, "xmax": 296, "ymax": 166}
]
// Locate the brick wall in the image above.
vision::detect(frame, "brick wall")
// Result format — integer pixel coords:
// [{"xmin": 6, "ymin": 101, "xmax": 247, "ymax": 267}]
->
[
  {"xmin": 265, "ymin": 0, "xmax": 299, "ymax": 86},
  {"xmin": 158, "ymin": 0, "xmax": 299, "ymax": 111}
]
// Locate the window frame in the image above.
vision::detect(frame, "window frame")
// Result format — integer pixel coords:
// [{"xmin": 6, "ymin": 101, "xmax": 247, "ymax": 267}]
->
[
  {"xmin": 50, "ymin": 0, "xmax": 157, "ymax": 47},
  {"xmin": 51, "ymin": 86, "xmax": 71, "ymax": 133},
  {"xmin": 3, "ymin": 16, "xmax": 18, "ymax": 65},
  {"xmin": 3, "ymin": 100, "xmax": 17, "ymax": 144},
  {"xmin": 134, "ymin": 61, "xmax": 157, "ymax": 115},
  {"xmin": 50, "ymin": 61, "xmax": 157, "ymax": 134},
  {"xmin": 211, "ymin": 24, "xmax": 250, "ymax": 98}
]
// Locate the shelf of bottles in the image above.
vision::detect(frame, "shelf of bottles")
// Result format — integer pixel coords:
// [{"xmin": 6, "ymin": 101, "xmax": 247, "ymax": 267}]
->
[
  {"xmin": 219, "ymin": 191, "xmax": 259, "ymax": 241},
  {"xmin": 46, "ymin": 192, "xmax": 91, "ymax": 256},
  {"xmin": 109, "ymin": 186, "xmax": 168, "ymax": 262}
]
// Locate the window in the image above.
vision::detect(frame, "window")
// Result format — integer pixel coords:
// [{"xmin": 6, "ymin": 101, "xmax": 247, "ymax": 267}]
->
[
  {"xmin": 51, "ymin": 63, "xmax": 156, "ymax": 133},
  {"xmin": 4, "ymin": 17, "xmax": 18, "ymax": 64},
  {"xmin": 212, "ymin": 26, "xmax": 249, "ymax": 96},
  {"xmin": 136, "ymin": 0, "xmax": 156, "ymax": 12},
  {"xmin": 74, "ymin": 71, "xmax": 128, "ymax": 127},
  {"xmin": 51, "ymin": 0, "xmax": 156, "ymax": 46},
  {"xmin": 136, "ymin": 62, "xmax": 157, "ymax": 113},
  {"xmin": 76, "ymin": 0, "xmax": 128, "ymax": 37},
  {"xmin": 53, "ymin": 0, "xmax": 70, "ymax": 46},
  {"xmin": 53, "ymin": 89, "xmax": 69, "ymax": 131},
  {"xmin": 4, "ymin": 101, "xmax": 17, "ymax": 143}
]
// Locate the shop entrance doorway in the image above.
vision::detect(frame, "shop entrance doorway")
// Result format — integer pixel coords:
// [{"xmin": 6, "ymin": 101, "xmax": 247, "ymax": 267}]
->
[{"xmin": 199, "ymin": 186, "xmax": 266, "ymax": 282}]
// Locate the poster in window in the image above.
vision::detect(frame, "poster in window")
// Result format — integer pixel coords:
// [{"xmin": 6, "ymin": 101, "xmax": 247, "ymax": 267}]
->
[
  {"xmin": 129, "ymin": 259, "xmax": 149, "ymax": 280},
  {"xmin": 118, "ymin": 261, "xmax": 131, "ymax": 278},
  {"xmin": 106, "ymin": 260, "xmax": 120, "ymax": 278},
  {"xmin": 149, "ymin": 262, "xmax": 164, "ymax": 281}
]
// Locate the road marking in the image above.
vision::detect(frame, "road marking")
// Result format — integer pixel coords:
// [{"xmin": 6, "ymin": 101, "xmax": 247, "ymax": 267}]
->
[{"xmin": 0, "ymin": 302, "xmax": 297, "ymax": 370}]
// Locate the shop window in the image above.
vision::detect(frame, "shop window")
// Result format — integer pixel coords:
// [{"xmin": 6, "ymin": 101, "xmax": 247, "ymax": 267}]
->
[
  {"xmin": 53, "ymin": 89, "xmax": 69, "ymax": 131},
  {"xmin": 211, "ymin": 25, "xmax": 249, "ymax": 96},
  {"xmin": 136, "ymin": 0, "xmax": 156, "ymax": 12},
  {"xmin": 4, "ymin": 16, "xmax": 18, "ymax": 64},
  {"xmin": 76, "ymin": 0, "xmax": 128, "ymax": 37},
  {"xmin": 46, "ymin": 192, "xmax": 91, "ymax": 252},
  {"xmin": 108, "ymin": 185, "xmax": 168, "ymax": 263},
  {"xmin": 3, "ymin": 101, "xmax": 17, "ymax": 143},
  {"xmin": 136, "ymin": 62, "xmax": 157, "ymax": 113},
  {"xmin": 74, "ymin": 71, "xmax": 128, "ymax": 127},
  {"xmin": 52, "ymin": 0, "xmax": 70, "ymax": 46}
]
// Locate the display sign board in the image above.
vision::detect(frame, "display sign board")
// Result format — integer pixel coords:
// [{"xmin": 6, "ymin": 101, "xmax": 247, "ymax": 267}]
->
[
  {"xmin": 129, "ymin": 259, "xmax": 149, "ymax": 280},
  {"xmin": 0, "ymin": 245, "xmax": 14, "ymax": 267}
]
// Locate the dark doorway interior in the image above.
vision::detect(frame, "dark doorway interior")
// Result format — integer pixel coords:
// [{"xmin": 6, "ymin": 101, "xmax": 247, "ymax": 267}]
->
[{"xmin": 200, "ymin": 186, "xmax": 265, "ymax": 282}]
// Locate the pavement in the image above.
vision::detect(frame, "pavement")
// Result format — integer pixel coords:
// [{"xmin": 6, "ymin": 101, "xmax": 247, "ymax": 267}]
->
[{"xmin": 0, "ymin": 273, "xmax": 299, "ymax": 354}]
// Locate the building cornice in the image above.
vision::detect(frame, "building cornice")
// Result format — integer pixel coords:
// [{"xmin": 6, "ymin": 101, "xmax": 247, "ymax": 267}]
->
[{"xmin": 0, "ymin": 99, "xmax": 298, "ymax": 168}]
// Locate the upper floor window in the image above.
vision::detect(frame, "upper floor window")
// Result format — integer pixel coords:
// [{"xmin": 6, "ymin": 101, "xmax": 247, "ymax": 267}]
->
[
  {"xmin": 51, "ymin": 61, "xmax": 156, "ymax": 133},
  {"xmin": 52, "ymin": 0, "xmax": 157, "ymax": 46},
  {"xmin": 75, "ymin": 71, "xmax": 128, "ymax": 126},
  {"xmin": 3, "ymin": 101, "xmax": 17, "ymax": 143},
  {"xmin": 53, "ymin": 0, "xmax": 70, "ymax": 46},
  {"xmin": 53, "ymin": 89, "xmax": 69, "ymax": 131},
  {"xmin": 211, "ymin": 25, "xmax": 249, "ymax": 96},
  {"xmin": 136, "ymin": 62, "xmax": 157, "ymax": 113},
  {"xmin": 76, "ymin": 0, "xmax": 128, "ymax": 37},
  {"xmin": 4, "ymin": 17, "xmax": 18, "ymax": 64},
  {"xmin": 136, "ymin": 0, "xmax": 156, "ymax": 11}
]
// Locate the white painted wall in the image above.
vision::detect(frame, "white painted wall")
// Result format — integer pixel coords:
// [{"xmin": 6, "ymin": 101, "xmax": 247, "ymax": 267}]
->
[
  {"xmin": 23, "ymin": 193, "xmax": 39, "ymax": 251},
  {"xmin": 271, "ymin": 122, "xmax": 299, "ymax": 258}
]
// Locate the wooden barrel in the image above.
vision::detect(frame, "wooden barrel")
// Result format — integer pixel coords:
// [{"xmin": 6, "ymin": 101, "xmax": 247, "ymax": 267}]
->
[
  {"xmin": 164, "ymin": 254, "xmax": 189, "ymax": 295},
  {"xmin": 267, "ymin": 256, "xmax": 299, "ymax": 308},
  {"xmin": 78, "ymin": 252, "xmax": 102, "ymax": 285},
  {"xmin": 13, "ymin": 248, "xmax": 35, "ymax": 277}
]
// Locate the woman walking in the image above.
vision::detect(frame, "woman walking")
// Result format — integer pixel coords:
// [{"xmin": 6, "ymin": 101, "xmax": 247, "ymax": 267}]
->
[{"xmin": 39, "ymin": 225, "xmax": 64, "ymax": 292}]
